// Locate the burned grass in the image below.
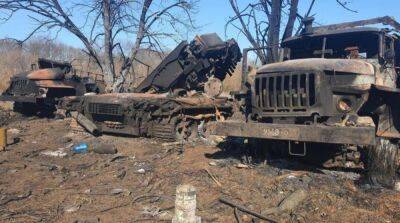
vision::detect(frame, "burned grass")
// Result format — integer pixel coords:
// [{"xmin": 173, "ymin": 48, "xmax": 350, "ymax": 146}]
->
[{"xmin": 0, "ymin": 116, "xmax": 398, "ymax": 222}]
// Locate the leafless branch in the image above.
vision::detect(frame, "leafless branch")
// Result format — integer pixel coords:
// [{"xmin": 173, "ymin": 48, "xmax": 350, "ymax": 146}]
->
[
  {"xmin": 0, "ymin": 0, "xmax": 197, "ymax": 92},
  {"xmin": 336, "ymin": 0, "xmax": 358, "ymax": 13}
]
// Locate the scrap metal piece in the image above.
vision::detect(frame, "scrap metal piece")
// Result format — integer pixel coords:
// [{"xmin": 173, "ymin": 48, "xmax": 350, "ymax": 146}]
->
[
  {"xmin": 135, "ymin": 33, "xmax": 241, "ymax": 93},
  {"xmin": 71, "ymin": 112, "xmax": 100, "ymax": 136}
]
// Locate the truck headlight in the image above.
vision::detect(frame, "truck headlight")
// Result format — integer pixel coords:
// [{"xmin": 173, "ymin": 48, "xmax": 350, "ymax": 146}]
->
[
  {"xmin": 38, "ymin": 88, "xmax": 48, "ymax": 95},
  {"xmin": 337, "ymin": 98, "xmax": 352, "ymax": 112}
]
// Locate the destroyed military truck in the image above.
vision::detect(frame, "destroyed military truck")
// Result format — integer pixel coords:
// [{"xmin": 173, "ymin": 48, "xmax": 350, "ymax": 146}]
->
[
  {"xmin": 211, "ymin": 17, "xmax": 400, "ymax": 187},
  {"xmin": 61, "ymin": 33, "xmax": 241, "ymax": 141},
  {"xmin": 0, "ymin": 58, "xmax": 105, "ymax": 116}
]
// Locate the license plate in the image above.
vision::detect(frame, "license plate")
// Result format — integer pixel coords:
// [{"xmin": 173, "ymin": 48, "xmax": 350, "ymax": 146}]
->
[{"xmin": 262, "ymin": 126, "xmax": 300, "ymax": 139}]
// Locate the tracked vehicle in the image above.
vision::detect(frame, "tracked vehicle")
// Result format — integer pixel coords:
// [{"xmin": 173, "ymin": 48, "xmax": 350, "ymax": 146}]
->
[
  {"xmin": 211, "ymin": 17, "xmax": 400, "ymax": 187},
  {"xmin": 61, "ymin": 33, "xmax": 241, "ymax": 141},
  {"xmin": 0, "ymin": 58, "xmax": 105, "ymax": 116}
]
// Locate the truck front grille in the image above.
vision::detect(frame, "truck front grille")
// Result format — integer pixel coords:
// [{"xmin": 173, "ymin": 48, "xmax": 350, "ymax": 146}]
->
[
  {"xmin": 88, "ymin": 103, "xmax": 122, "ymax": 116},
  {"xmin": 255, "ymin": 73, "xmax": 316, "ymax": 112},
  {"xmin": 11, "ymin": 79, "xmax": 28, "ymax": 90}
]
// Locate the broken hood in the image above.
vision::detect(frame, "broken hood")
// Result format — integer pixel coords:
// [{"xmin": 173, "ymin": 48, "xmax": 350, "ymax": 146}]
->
[{"xmin": 257, "ymin": 58, "xmax": 375, "ymax": 75}]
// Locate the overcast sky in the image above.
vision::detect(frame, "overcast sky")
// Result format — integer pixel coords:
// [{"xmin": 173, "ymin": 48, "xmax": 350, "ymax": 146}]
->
[{"xmin": 0, "ymin": 0, "xmax": 399, "ymax": 50}]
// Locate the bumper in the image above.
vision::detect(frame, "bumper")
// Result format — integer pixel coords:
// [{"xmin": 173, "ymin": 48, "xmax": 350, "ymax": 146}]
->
[{"xmin": 209, "ymin": 120, "xmax": 376, "ymax": 146}]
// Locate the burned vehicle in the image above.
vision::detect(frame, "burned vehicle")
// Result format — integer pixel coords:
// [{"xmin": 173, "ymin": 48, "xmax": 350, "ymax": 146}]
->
[
  {"xmin": 135, "ymin": 33, "xmax": 241, "ymax": 95},
  {"xmin": 67, "ymin": 93, "xmax": 232, "ymax": 141},
  {"xmin": 211, "ymin": 17, "xmax": 400, "ymax": 187},
  {"xmin": 61, "ymin": 33, "xmax": 241, "ymax": 141},
  {"xmin": 0, "ymin": 58, "xmax": 105, "ymax": 116}
]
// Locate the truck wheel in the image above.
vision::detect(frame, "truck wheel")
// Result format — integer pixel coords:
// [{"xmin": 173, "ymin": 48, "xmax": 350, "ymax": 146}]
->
[{"xmin": 367, "ymin": 137, "xmax": 399, "ymax": 188}]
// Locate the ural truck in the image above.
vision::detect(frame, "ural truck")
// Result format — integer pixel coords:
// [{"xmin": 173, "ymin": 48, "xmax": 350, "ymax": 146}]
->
[
  {"xmin": 0, "ymin": 58, "xmax": 105, "ymax": 116},
  {"xmin": 211, "ymin": 17, "xmax": 400, "ymax": 187},
  {"xmin": 60, "ymin": 33, "xmax": 241, "ymax": 141}
]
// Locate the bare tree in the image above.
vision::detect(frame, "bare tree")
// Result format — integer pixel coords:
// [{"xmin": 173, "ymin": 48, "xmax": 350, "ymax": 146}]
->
[
  {"xmin": 112, "ymin": 0, "xmax": 197, "ymax": 92},
  {"xmin": 0, "ymin": 0, "xmax": 197, "ymax": 92},
  {"xmin": 102, "ymin": 0, "xmax": 116, "ymax": 84},
  {"xmin": 226, "ymin": 0, "xmax": 356, "ymax": 64},
  {"xmin": 0, "ymin": 0, "xmax": 103, "ymax": 67}
]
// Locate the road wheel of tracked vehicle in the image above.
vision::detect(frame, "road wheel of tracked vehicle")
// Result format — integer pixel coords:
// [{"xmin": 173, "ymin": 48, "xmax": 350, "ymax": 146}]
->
[
  {"xmin": 13, "ymin": 102, "xmax": 38, "ymax": 116},
  {"xmin": 366, "ymin": 137, "xmax": 399, "ymax": 188}
]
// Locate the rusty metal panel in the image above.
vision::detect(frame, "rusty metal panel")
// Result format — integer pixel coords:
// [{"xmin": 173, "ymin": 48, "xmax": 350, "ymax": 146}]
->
[
  {"xmin": 35, "ymin": 80, "xmax": 75, "ymax": 89},
  {"xmin": 26, "ymin": 68, "xmax": 66, "ymax": 80}
]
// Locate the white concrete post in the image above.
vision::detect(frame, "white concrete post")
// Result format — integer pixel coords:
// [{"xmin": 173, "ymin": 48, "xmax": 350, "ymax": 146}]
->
[{"xmin": 172, "ymin": 184, "xmax": 201, "ymax": 223}]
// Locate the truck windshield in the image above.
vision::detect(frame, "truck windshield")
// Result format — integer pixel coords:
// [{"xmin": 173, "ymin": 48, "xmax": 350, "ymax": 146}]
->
[{"xmin": 285, "ymin": 32, "xmax": 379, "ymax": 60}]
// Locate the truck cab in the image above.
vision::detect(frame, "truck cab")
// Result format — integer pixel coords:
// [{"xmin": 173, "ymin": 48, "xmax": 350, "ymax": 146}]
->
[{"xmin": 252, "ymin": 24, "xmax": 399, "ymax": 124}]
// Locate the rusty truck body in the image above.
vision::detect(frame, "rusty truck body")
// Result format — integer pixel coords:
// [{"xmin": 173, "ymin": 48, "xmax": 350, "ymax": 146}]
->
[
  {"xmin": 0, "ymin": 58, "xmax": 105, "ymax": 116},
  {"xmin": 211, "ymin": 17, "xmax": 400, "ymax": 187}
]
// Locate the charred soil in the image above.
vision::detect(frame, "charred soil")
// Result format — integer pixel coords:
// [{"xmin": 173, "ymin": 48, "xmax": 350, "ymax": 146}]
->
[{"xmin": 0, "ymin": 112, "xmax": 399, "ymax": 222}]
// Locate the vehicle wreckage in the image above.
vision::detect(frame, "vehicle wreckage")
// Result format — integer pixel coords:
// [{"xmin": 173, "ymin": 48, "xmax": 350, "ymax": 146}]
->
[
  {"xmin": 60, "ymin": 33, "xmax": 241, "ymax": 141},
  {"xmin": 210, "ymin": 16, "xmax": 400, "ymax": 187},
  {"xmin": 0, "ymin": 58, "xmax": 105, "ymax": 116}
]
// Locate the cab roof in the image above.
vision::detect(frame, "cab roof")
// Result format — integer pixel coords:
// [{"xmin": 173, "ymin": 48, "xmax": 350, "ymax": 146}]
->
[{"xmin": 282, "ymin": 27, "xmax": 383, "ymax": 48}]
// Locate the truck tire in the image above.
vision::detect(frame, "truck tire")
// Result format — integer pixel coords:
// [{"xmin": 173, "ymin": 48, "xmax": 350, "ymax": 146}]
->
[{"xmin": 367, "ymin": 137, "xmax": 399, "ymax": 188}]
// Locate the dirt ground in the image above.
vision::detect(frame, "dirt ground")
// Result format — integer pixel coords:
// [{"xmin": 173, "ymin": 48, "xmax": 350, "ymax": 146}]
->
[{"xmin": 0, "ymin": 110, "xmax": 399, "ymax": 223}]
